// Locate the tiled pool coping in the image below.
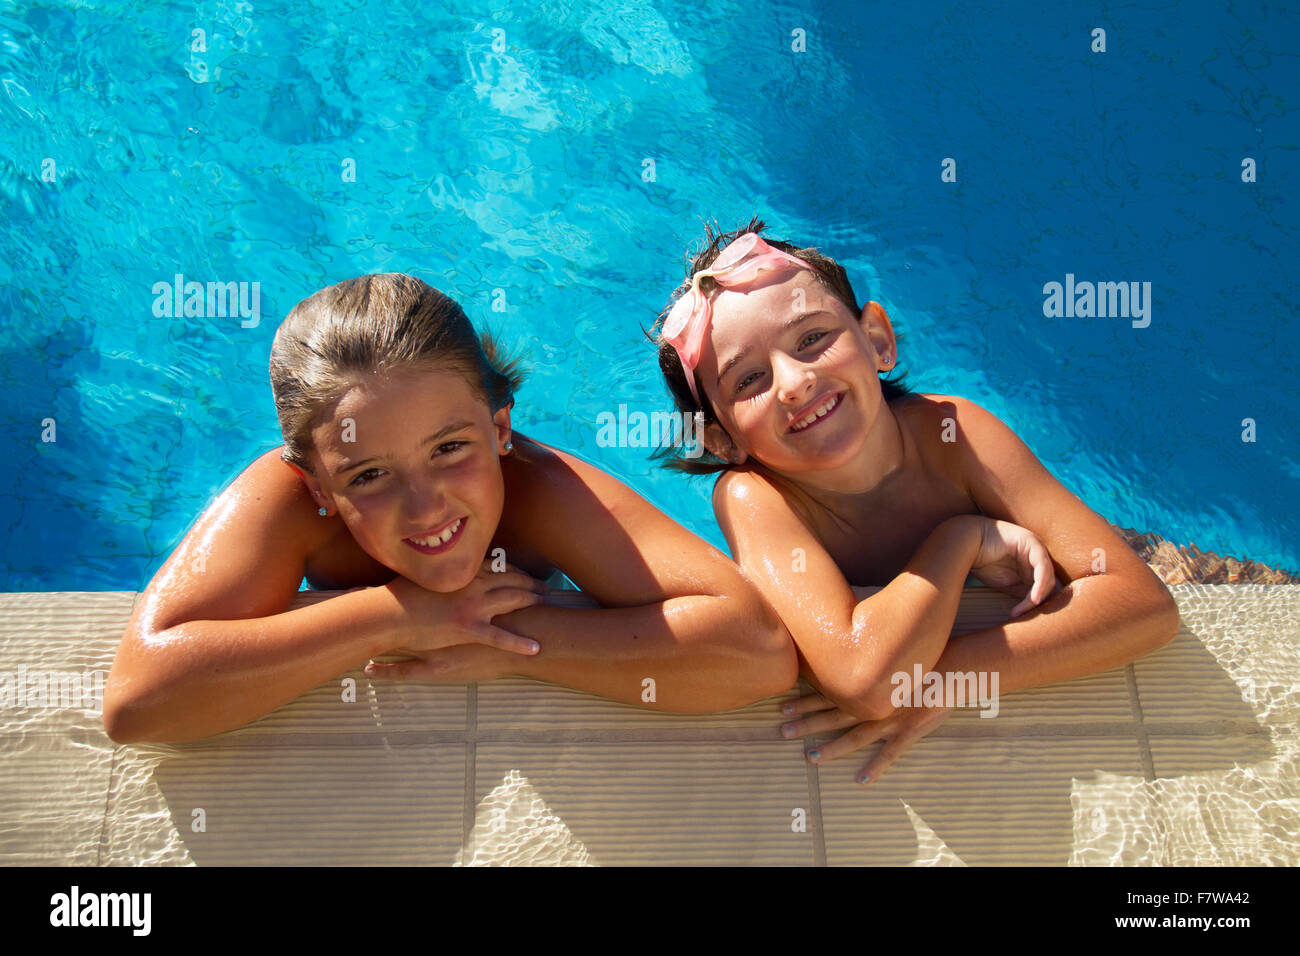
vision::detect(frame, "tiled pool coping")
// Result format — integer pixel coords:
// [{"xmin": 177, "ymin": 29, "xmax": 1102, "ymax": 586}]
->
[{"xmin": 0, "ymin": 585, "xmax": 1295, "ymax": 865}]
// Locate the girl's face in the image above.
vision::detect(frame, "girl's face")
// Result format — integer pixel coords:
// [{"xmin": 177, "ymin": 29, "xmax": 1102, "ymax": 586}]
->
[
  {"xmin": 303, "ymin": 366, "xmax": 511, "ymax": 592},
  {"xmin": 698, "ymin": 270, "xmax": 897, "ymax": 485}
]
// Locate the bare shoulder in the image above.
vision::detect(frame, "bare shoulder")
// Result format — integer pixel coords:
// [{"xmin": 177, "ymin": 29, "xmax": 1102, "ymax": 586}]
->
[
  {"xmin": 907, "ymin": 393, "xmax": 1011, "ymax": 434},
  {"xmin": 714, "ymin": 464, "xmax": 789, "ymax": 511},
  {"xmin": 129, "ymin": 448, "xmax": 332, "ymax": 634},
  {"xmin": 712, "ymin": 464, "xmax": 820, "ymax": 537},
  {"xmin": 497, "ymin": 436, "xmax": 736, "ymax": 604},
  {"xmin": 889, "ymin": 393, "xmax": 972, "ymax": 478},
  {"xmin": 893, "ymin": 392, "xmax": 968, "ymax": 432},
  {"xmin": 500, "ymin": 436, "xmax": 616, "ymax": 510}
]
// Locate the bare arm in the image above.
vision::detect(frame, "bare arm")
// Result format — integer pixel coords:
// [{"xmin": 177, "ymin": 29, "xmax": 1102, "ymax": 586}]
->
[
  {"xmin": 377, "ymin": 442, "xmax": 798, "ymax": 713},
  {"xmin": 105, "ymin": 450, "xmax": 541, "ymax": 743},
  {"xmin": 895, "ymin": 397, "xmax": 1179, "ymax": 696},
  {"xmin": 711, "ymin": 467, "xmax": 990, "ymax": 721}
]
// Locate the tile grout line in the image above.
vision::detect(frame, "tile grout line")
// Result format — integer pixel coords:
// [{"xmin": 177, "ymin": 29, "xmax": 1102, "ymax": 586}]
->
[
  {"xmin": 96, "ymin": 743, "xmax": 118, "ymax": 866},
  {"xmin": 462, "ymin": 684, "xmax": 478, "ymax": 850},
  {"xmin": 805, "ymin": 750, "xmax": 827, "ymax": 867},
  {"xmin": 1124, "ymin": 663, "xmax": 1156, "ymax": 781}
]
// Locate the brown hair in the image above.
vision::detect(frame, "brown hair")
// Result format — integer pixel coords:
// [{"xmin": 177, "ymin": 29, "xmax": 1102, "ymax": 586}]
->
[
  {"xmin": 652, "ymin": 217, "xmax": 911, "ymax": 474},
  {"xmin": 270, "ymin": 273, "xmax": 523, "ymax": 473}
]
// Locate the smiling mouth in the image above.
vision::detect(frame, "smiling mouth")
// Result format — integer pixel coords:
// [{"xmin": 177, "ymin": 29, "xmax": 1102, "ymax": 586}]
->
[
  {"xmin": 788, "ymin": 392, "xmax": 844, "ymax": 433},
  {"xmin": 403, "ymin": 517, "xmax": 466, "ymax": 555}
]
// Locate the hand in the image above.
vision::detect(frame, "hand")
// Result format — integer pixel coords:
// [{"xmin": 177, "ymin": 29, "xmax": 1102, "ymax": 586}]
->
[
  {"xmin": 778, "ymin": 692, "xmax": 954, "ymax": 785},
  {"xmin": 969, "ymin": 518, "xmax": 1057, "ymax": 618},
  {"xmin": 365, "ymin": 643, "xmax": 510, "ymax": 684},
  {"xmin": 383, "ymin": 559, "xmax": 547, "ymax": 656}
]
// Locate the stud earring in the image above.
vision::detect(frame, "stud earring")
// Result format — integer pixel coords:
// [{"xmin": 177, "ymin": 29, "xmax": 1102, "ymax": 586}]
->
[
  {"xmin": 504, "ymin": 441, "xmax": 514, "ymax": 453},
  {"xmin": 318, "ymin": 506, "xmax": 328, "ymax": 517}
]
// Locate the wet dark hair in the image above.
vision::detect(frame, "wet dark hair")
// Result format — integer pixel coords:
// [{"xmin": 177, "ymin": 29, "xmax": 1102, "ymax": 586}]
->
[
  {"xmin": 651, "ymin": 217, "xmax": 911, "ymax": 474},
  {"xmin": 270, "ymin": 273, "xmax": 523, "ymax": 474}
]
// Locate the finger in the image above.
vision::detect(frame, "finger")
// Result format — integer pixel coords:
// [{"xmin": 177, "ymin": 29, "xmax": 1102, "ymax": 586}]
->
[
  {"xmin": 485, "ymin": 569, "xmax": 548, "ymax": 594},
  {"xmin": 807, "ymin": 718, "xmax": 896, "ymax": 764},
  {"xmin": 1017, "ymin": 542, "xmax": 1055, "ymax": 613},
  {"xmin": 364, "ymin": 658, "xmax": 434, "ymax": 681},
  {"xmin": 853, "ymin": 725, "xmax": 916, "ymax": 784},
  {"xmin": 468, "ymin": 624, "xmax": 540, "ymax": 657},
  {"xmin": 1009, "ymin": 548, "xmax": 1042, "ymax": 617},
  {"xmin": 780, "ymin": 693, "xmax": 833, "ymax": 716},
  {"xmin": 480, "ymin": 560, "xmax": 548, "ymax": 589},
  {"xmin": 499, "ymin": 562, "xmax": 549, "ymax": 591},
  {"xmin": 1034, "ymin": 549, "xmax": 1057, "ymax": 603},
  {"xmin": 780, "ymin": 707, "xmax": 860, "ymax": 740},
  {"xmin": 485, "ymin": 586, "xmax": 544, "ymax": 618},
  {"xmin": 856, "ymin": 708, "xmax": 953, "ymax": 784}
]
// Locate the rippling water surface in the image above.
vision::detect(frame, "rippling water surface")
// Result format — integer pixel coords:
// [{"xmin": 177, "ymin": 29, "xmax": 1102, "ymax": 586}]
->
[{"xmin": 1, "ymin": 0, "xmax": 1296, "ymax": 589}]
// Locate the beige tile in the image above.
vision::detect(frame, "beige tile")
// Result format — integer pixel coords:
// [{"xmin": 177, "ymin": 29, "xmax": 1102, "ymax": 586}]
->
[
  {"xmin": 476, "ymin": 679, "xmax": 797, "ymax": 732},
  {"xmin": 103, "ymin": 742, "xmax": 467, "ymax": 865},
  {"xmin": 4, "ymin": 587, "xmax": 1298, "ymax": 866},
  {"xmin": 1138, "ymin": 734, "xmax": 1300, "ymax": 865},
  {"xmin": 472, "ymin": 741, "xmax": 814, "ymax": 865},
  {"xmin": 1135, "ymin": 585, "xmax": 1300, "ymax": 726},
  {"xmin": 939, "ymin": 666, "xmax": 1133, "ymax": 728},
  {"xmin": 221, "ymin": 671, "xmax": 468, "ymax": 738},
  {"xmin": 0, "ymin": 732, "xmax": 114, "ymax": 864},
  {"xmin": 0, "ymin": 591, "xmax": 130, "ymax": 738},
  {"xmin": 820, "ymin": 736, "xmax": 1147, "ymax": 865}
]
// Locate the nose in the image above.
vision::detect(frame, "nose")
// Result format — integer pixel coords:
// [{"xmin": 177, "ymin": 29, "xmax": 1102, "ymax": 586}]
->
[
  {"xmin": 772, "ymin": 352, "xmax": 815, "ymax": 405},
  {"xmin": 403, "ymin": 471, "xmax": 450, "ymax": 527}
]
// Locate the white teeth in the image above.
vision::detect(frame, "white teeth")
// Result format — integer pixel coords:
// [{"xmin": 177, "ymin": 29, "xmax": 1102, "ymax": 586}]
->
[
  {"xmin": 409, "ymin": 518, "xmax": 462, "ymax": 547},
  {"xmin": 791, "ymin": 394, "xmax": 840, "ymax": 431}
]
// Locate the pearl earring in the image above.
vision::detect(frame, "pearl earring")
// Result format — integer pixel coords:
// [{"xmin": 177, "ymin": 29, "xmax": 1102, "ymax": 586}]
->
[
  {"xmin": 318, "ymin": 507, "xmax": 328, "ymax": 517},
  {"xmin": 504, "ymin": 441, "xmax": 514, "ymax": 453}
]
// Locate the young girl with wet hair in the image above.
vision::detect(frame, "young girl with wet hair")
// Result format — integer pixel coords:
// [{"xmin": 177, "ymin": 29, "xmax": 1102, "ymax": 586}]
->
[
  {"xmin": 654, "ymin": 219, "xmax": 1179, "ymax": 783},
  {"xmin": 105, "ymin": 273, "xmax": 794, "ymax": 742}
]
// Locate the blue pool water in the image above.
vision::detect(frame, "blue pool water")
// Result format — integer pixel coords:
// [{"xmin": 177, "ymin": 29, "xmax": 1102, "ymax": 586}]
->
[{"xmin": 1, "ymin": 0, "xmax": 1296, "ymax": 591}]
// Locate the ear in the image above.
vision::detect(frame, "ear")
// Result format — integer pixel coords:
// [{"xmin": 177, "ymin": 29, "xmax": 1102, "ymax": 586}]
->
[
  {"xmin": 283, "ymin": 456, "xmax": 333, "ymax": 513},
  {"xmin": 492, "ymin": 402, "xmax": 514, "ymax": 454},
  {"xmin": 860, "ymin": 300, "xmax": 898, "ymax": 370},
  {"xmin": 703, "ymin": 421, "xmax": 747, "ymax": 465}
]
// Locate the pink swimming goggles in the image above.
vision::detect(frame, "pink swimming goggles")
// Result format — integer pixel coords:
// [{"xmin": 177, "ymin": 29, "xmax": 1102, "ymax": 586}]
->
[{"xmin": 661, "ymin": 232, "xmax": 814, "ymax": 407}]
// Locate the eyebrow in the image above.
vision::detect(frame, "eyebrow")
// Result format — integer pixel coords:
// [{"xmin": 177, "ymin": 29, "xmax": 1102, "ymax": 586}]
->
[
  {"xmin": 330, "ymin": 420, "xmax": 477, "ymax": 477},
  {"xmin": 716, "ymin": 311, "xmax": 828, "ymax": 383}
]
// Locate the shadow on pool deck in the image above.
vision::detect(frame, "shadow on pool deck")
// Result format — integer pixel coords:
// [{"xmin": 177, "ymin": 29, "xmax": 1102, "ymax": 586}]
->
[{"xmin": 0, "ymin": 585, "xmax": 1295, "ymax": 865}]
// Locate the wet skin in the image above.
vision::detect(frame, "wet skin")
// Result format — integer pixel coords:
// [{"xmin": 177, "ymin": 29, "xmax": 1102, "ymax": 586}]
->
[
  {"xmin": 104, "ymin": 368, "xmax": 795, "ymax": 742},
  {"xmin": 691, "ymin": 267, "xmax": 1179, "ymax": 730}
]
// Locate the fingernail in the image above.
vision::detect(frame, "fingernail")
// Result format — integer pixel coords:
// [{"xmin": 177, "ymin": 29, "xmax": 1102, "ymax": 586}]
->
[
  {"xmin": 782, "ymin": 703, "xmax": 794, "ymax": 714},
  {"xmin": 807, "ymin": 749, "xmax": 821, "ymax": 761},
  {"xmin": 528, "ymin": 641, "xmax": 540, "ymax": 654},
  {"xmin": 781, "ymin": 723, "xmax": 796, "ymax": 738},
  {"xmin": 858, "ymin": 773, "xmax": 871, "ymax": 785}
]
